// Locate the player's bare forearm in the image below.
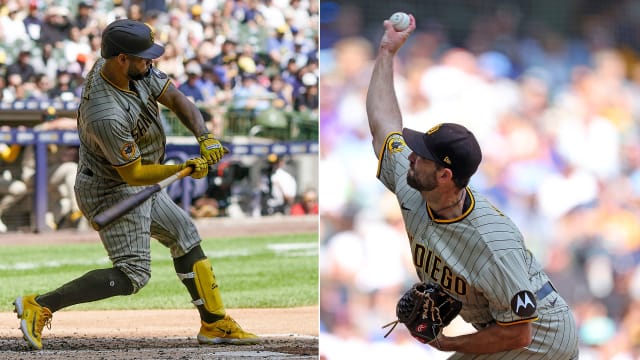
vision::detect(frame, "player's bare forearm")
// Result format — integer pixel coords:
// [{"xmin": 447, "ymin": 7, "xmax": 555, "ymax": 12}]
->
[
  {"xmin": 158, "ymin": 84, "xmax": 209, "ymax": 137},
  {"xmin": 431, "ymin": 322, "xmax": 532, "ymax": 354},
  {"xmin": 366, "ymin": 53, "xmax": 403, "ymax": 158},
  {"xmin": 366, "ymin": 14, "xmax": 416, "ymax": 158}
]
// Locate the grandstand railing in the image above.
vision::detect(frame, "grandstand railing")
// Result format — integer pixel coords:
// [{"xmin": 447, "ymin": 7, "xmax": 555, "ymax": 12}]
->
[{"xmin": 0, "ymin": 129, "xmax": 318, "ymax": 233}]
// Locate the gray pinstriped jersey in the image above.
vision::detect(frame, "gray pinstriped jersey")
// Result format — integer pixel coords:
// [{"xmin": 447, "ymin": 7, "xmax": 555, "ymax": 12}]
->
[
  {"xmin": 73, "ymin": 59, "xmax": 200, "ymax": 292},
  {"xmin": 77, "ymin": 58, "xmax": 170, "ymax": 185},
  {"xmin": 376, "ymin": 132, "xmax": 578, "ymax": 359}
]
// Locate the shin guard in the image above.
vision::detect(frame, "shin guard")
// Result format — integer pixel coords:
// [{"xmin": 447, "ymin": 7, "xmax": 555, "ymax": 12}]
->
[{"xmin": 177, "ymin": 258, "xmax": 225, "ymax": 317}]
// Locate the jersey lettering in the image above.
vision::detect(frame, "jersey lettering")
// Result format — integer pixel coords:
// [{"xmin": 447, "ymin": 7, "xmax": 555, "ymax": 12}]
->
[
  {"xmin": 131, "ymin": 94, "xmax": 160, "ymax": 141},
  {"xmin": 413, "ymin": 243, "xmax": 467, "ymax": 296}
]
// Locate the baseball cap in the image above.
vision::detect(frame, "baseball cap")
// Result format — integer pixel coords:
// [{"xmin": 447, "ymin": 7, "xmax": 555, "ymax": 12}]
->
[
  {"xmin": 101, "ymin": 19, "xmax": 165, "ymax": 59},
  {"xmin": 402, "ymin": 123, "xmax": 482, "ymax": 179}
]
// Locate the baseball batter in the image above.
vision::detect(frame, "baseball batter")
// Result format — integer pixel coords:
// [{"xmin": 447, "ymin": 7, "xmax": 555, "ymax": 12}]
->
[
  {"xmin": 366, "ymin": 14, "xmax": 579, "ymax": 359},
  {"xmin": 13, "ymin": 19, "xmax": 258, "ymax": 350}
]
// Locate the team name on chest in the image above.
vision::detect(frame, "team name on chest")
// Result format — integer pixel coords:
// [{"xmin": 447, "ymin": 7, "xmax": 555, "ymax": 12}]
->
[
  {"xmin": 131, "ymin": 94, "xmax": 160, "ymax": 141},
  {"xmin": 411, "ymin": 240, "xmax": 468, "ymax": 296}
]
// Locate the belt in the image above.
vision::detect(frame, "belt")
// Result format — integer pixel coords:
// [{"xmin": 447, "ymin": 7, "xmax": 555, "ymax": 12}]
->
[
  {"xmin": 80, "ymin": 167, "xmax": 94, "ymax": 176},
  {"xmin": 536, "ymin": 281, "xmax": 556, "ymax": 300}
]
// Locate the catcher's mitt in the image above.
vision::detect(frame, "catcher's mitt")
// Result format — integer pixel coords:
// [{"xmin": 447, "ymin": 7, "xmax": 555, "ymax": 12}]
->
[{"xmin": 382, "ymin": 282, "xmax": 462, "ymax": 344}]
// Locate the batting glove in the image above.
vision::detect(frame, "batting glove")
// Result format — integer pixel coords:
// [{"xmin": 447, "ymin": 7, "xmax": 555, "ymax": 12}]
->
[
  {"xmin": 184, "ymin": 157, "xmax": 209, "ymax": 179},
  {"xmin": 197, "ymin": 133, "xmax": 225, "ymax": 165}
]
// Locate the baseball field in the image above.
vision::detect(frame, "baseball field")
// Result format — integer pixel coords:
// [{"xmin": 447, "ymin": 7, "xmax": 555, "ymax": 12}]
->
[{"xmin": 0, "ymin": 216, "xmax": 318, "ymax": 359}]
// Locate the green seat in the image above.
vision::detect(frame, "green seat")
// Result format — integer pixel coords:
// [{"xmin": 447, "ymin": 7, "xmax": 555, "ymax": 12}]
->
[{"xmin": 251, "ymin": 108, "xmax": 290, "ymax": 139}]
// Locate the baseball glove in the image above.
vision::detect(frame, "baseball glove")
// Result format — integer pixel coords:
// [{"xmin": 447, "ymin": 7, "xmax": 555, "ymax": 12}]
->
[{"xmin": 382, "ymin": 282, "xmax": 462, "ymax": 344}]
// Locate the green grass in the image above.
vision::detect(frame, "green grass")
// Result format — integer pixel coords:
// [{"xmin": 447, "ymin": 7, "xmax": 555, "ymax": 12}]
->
[{"xmin": 0, "ymin": 233, "xmax": 318, "ymax": 311}]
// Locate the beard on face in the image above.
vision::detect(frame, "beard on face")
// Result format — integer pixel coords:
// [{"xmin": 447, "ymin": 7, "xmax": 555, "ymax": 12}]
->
[
  {"xmin": 406, "ymin": 167, "xmax": 438, "ymax": 192},
  {"xmin": 128, "ymin": 64, "xmax": 151, "ymax": 81}
]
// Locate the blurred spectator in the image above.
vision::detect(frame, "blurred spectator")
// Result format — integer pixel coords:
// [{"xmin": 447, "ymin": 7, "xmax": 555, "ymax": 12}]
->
[
  {"xmin": 293, "ymin": 72, "xmax": 318, "ymax": 112},
  {"xmin": 27, "ymin": 73, "xmax": 52, "ymax": 101},
  {"xmin": 259, "ymin": 153, "xmax": 297, "ymax": 215},
  {"xmin": 39, "ymin": 6, "xmax": 72, "ymax": 49},
  {"xmin": 211, "ymin": 39, "xmax": 238, "ymax": 66},
  {"xmin": 268, "ymin": 73, "xmax": 293, "ymax": 110},
  {"xmin": 0, "ymin": 138, "xmax": 28, "ymax": 233},
  {"xmin": 73, "ymin": 1, "xmax": 98, "ymax": 38},
  {"xmin": 258, "ymin": 0, "xmax": 287, "ymax": 31},
  {"xmin": 178, "ymin": 60, "xmax": 205, "ymax": 103},
  {"xmin": 2, "ymin": 72, "xmax": 26, "ymax": 103},
  {"xmin": 267, "ymin": 24, "xmax": 295, "ymax": 68},
  {"xmin": 231, "ymin": 73, "xmax": 273, "ymax": 112},
  {"xmin": 0, "ymin": 1, "xmax": 30, "ymax": 45},
  {"xmin": 21, "ymin": 110, "xmax": 83, "ymax": 230},
  {"xmin": 47, "ymin": 69, "xmax": 75, "ymax": 102},
  {"xmin": 30, "ymin": 42, "xmax": 62, "ymax": 81},
  {"xmin": 290, "ymin": 187, "xmax": 318, "ymax": 215},
  {"xmin": 5, "ymin": 49, "xmax": 35, "ymax": 84},
  {"xmin": 63, "ymin": 26, "xmax": 91, "ymax": 65},
  {"xmin": 23, "ymin": 2, "xmax": 43, "ymax": 42}
]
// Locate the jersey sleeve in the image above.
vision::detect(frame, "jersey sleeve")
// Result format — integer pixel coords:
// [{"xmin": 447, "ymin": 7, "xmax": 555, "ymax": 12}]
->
[
  {"xmin": 147, "ymin": 67, "xmax": 172, "ymax": 99},
  {"xmin": 376, "ymin": 132, "xmax": 411, "ymax": 192},
  {"xmin": 476, "ymin": 250, "xmax": 540, "ymax": 325},
  {"xmin": 85, "ymin": 115, "xmax": 140, "ymax": 167}
]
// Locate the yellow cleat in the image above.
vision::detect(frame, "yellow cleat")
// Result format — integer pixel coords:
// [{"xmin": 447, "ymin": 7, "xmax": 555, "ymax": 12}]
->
[
  {"xmin": 13, "ymin": 295, "xmax": 52, "ymax": 350},
  {"xmin": 197, "ymin": 314, "xmax": 260, "ymax": 345}
]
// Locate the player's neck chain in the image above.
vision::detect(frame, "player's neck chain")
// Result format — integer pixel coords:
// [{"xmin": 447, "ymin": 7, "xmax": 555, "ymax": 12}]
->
[{"xmin": 431, "ymin": 190, "xmax": 465, "ymax": 215}]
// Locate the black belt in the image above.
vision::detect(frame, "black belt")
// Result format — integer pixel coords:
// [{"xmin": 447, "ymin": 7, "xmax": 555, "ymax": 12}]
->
[
  {"xmin": 80, "ymin": 167, "xmax": 93, "ymax": 176},
  {"xmin": 536, "ymin": 281, "xmax": 556, "ymax": 300}
]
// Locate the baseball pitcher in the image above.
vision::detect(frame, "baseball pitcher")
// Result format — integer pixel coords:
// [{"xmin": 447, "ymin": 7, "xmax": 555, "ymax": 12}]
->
[{"xmin": 365, "ymin": 13, "xmax": 579, "ymax": 359}]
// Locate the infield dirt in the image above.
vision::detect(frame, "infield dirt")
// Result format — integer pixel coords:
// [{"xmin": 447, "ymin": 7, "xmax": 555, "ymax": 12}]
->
[{"xmin": 0, "ymin": 215, "xmax": 319, "ymax": 359}]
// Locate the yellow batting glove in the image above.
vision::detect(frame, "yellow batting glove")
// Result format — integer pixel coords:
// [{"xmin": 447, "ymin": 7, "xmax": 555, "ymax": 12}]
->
[
  {"xmin": 184, "ymin": 157, "xmax": 209, "ymax": 179},
  {"xmin": 197, "ymin": 133, "xmax": 225, "ymax": 165}
]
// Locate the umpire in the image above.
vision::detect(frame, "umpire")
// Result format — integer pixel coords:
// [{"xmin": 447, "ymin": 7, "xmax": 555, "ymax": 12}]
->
[
  {"xmin": 14, "ymin": 19, "xmax": 258, "ymax": 350},
  {"xmin": 365, "ymin": 14, "xmax": 579, "ymax": 359}
]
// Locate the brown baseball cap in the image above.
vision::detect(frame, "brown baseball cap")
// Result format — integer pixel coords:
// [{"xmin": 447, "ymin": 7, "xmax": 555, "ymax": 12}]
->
[
  {"xmin": 101, "ymin": 19, "xmax": 165, "ymax": 59},
  {"xmin": 402, "ymin": 123, "xmax": 482, "ymax": 179}
]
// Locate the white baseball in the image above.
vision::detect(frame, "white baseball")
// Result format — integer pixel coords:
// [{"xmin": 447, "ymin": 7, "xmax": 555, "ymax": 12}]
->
[{"xmin": 389, "ymin": 12, "xmax": 410, "ymax": 31}]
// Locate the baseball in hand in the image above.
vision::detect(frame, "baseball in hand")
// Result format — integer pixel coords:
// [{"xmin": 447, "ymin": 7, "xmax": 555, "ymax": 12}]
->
[{"xmin": 389, "ymin": 12, "xmax": 410, "ymax": 31}]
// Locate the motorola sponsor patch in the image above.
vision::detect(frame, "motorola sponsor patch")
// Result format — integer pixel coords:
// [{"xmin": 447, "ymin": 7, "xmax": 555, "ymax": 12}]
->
[{"xmin": 511, "ymin": 290, "xmax": 536, "ymax": 317}]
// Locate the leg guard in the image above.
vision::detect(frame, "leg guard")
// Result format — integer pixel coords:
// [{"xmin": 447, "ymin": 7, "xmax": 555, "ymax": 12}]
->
[{"xmin": 177, "ymin": 258, "xmax": 226, "ymax": 318}]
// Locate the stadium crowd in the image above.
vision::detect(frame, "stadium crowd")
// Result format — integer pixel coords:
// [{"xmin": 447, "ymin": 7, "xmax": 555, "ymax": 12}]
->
[
  {"xmin": 320, "ymin": 2, "xmax": 640, "ymax": 359},
  {"xmin": 0, "ymin": 0, "xmax": 319, "ymax": 231}
]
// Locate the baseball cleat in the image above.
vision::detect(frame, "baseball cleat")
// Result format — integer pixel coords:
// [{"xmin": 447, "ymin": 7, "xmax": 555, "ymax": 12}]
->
[
  {"xmin": 13, "ymin": 294, "xmax": 52, "ymax": 350},
  {"xmin": 197, "ymin": 314, "xmax": 260, "ymax": 345}
]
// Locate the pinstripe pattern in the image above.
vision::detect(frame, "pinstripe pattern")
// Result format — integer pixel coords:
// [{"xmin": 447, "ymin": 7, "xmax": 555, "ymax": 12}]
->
[
  {"xmin": 74, "ymin": 58, "xmax": 199, "ymax": 293},
  {"xmin": 376, "ymin": 133, "xmax": 578, "ymax": 359}
]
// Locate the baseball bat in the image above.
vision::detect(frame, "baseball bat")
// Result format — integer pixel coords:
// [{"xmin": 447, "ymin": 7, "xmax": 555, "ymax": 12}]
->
[{"xmin": 91, "ymin": 166, "xmax": 193, "ymax": 231}]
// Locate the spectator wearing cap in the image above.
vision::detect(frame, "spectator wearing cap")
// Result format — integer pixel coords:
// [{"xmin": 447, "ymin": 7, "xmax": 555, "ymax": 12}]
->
[
  {"xmin": 267, "ymin": 24, "xmax": 294, "ymax": 68},
  {"xmin": 293, "ymin": 72, "xmax": 318, "ymax": 112},
  {"xmin": 178, "ymin": 60, "xmax": 205, "ymax": 103},
  {"xmin": 5, "ymin": 49, "xmax": 35, "ymax": 84},
  {"xmin": 197, "ymin": 64, "xmax": 225, "ymax": 105},
  {"xmin": 39, "ymin": 6, "xmax": 72, "ymax": 48},
  {"xmin": 268, "ymin": 73, "xmax": 293, "ymax": 111},
  {"xmin": 210, "ymin": 39, "xmax": 237, "ymax": 66},
  {"xmin": 23, "ymin": 1, "xmax": 43, "ymax": 42},
  {"xmin": 259, "ymin": 153, "xmax": 297, "ymax": 215},
  {"xmin": 0, "ymin": 1, "xmax": 30, "ymax": 45},
  {"xmin": 73, "ymin": 1, "xmax": 98, "ymax": 38}
]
